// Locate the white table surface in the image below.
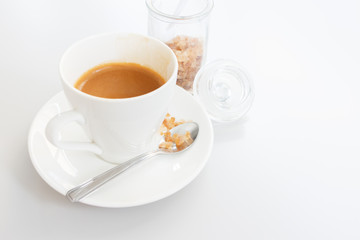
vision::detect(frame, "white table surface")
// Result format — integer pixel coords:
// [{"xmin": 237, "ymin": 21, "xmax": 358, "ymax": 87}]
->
[{"xmin": 1, "ymin": 0, "xmax": 360, "ymax": 239}]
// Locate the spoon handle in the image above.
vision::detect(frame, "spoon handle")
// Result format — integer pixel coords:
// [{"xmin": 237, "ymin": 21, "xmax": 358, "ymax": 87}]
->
[{"xmin": 66, "ymin": 150, "xmax": 161, "ymax": 202}]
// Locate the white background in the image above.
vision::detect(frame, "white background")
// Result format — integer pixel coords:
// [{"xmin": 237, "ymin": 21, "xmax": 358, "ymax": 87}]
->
[{"xmin": 1, "ymin": 0, "xmax": 360, "ymax": 239}]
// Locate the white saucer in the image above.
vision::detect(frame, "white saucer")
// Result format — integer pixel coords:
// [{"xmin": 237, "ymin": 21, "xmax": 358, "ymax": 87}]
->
[{"xmin": 28, "ymin": 86, "xmax": 213, "ymax": 208}]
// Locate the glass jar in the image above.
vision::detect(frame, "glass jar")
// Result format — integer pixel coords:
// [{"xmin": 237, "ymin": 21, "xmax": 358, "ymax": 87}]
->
[
  {"xmin": 146, "ymin": 0, "xmax": 214, "ymax": 93},
  {"xmin": 147, "ymin": 0, "xmax": 255, "ymax": 123}
]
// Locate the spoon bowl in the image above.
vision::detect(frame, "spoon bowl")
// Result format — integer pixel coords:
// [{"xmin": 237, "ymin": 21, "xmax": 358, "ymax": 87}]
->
[
  {"xmin": 160, "ymin": 122, "xmax": 199, "ymax": 153},
  {"xmin": 66, "ymin": 122, "xmax": 199, "ymax": 202}
]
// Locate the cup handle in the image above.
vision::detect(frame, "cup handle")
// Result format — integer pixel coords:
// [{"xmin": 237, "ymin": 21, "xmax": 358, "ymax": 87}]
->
[{"xmin": 46, "ymin": 110, "xmax": 103, "ymax": 155}]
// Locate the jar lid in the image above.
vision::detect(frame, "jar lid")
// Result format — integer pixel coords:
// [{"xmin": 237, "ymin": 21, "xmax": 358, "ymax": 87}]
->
[{"xmin": 193, "ymin": 59, "xmax": 255, "ymax": 123}]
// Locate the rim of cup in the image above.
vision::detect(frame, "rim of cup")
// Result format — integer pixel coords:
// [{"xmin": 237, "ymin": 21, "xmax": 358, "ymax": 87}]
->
[{"xmin": 59, "ymin": 32, "xmax": 178, "ymax": 103}]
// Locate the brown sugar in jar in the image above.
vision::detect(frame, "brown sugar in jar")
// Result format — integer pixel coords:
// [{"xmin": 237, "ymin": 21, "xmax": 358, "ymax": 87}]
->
[{"xmin": 166, "ymin": 36, "xmax": 203, "ymax": 92}]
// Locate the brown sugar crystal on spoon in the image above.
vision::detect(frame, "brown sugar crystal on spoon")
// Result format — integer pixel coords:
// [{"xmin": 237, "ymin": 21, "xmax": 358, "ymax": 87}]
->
[
  {"xmin": 166, "ymin": 36, "xmax": 203, "ymax": 92},
  {"xmin": 159, "ymin": 113, "xmax": 193, "ymax": 150}
]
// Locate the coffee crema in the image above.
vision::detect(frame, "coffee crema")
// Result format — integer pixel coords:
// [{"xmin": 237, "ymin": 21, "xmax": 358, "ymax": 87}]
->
[{"xmin": 74, "ymin": 62, "xmax": 166, "ymax": 99}]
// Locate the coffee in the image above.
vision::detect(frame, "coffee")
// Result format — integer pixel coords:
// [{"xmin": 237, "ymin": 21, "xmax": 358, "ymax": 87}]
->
[{"xmin": 75, "ymin": 62, "xmax": 166, "ymax": 99}]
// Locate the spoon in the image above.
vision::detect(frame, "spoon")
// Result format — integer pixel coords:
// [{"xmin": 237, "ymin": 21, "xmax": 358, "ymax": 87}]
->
[{"xmin": 66, "ymin": 122, "xmax": 199, "ymax": 202}]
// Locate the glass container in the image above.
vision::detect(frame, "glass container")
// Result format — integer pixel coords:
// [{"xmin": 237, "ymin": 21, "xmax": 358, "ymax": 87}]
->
[
  {"xmin": 146, "ymin": 0, "xmax": 214, "ymax": 93},
  {"xmin": 147, "ymin": 0, "xmax": 255, "ymax": 122}
]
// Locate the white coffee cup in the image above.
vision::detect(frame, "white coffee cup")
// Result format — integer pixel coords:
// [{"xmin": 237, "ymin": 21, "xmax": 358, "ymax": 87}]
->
[{"xmin": 46, "ymin": 33, "xmax": 178, "ymax": 164}]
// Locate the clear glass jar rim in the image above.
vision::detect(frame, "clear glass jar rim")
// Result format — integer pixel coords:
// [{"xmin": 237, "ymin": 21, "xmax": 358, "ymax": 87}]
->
[{"xmin": 146, "ymin": 0, "xmax": 214, "ymax": 21}]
